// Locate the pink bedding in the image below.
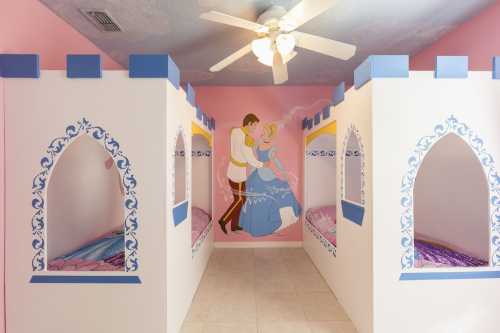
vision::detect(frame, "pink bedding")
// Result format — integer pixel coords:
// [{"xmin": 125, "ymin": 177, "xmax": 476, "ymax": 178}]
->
[
  {"xmin": 192, "ymin": 207, "xmax": 212, "ymax": 247},
  {"xmin": 306, "ymin": 205, "xmax": 336, "ymax": 246}
]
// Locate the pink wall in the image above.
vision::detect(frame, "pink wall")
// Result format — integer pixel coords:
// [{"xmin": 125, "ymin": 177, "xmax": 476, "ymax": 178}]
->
[
  {"xmin": 0, "ymin": 1, "xmax": 122, "ymax": 331},
  {"xmin": 411, "ymin": 1, "xmax": 500, "ymax": 70},
  {"xmin": 0, "ymin": 0, "xmax": 121, "ymax": 69},
  {"xmin": 196, "ymin": 86, "xmax": 332, "ymax": 242}
]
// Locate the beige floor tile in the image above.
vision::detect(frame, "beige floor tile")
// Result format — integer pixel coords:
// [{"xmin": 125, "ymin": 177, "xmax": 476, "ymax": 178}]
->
[
  {"xmin": 258, "ymin": 321, "xmax": 311, "ymax": 333},
  {"xmin": 298, "ymin": 293, "xmax": 349, "ymax": 321},
  {"xmin": 256, "ymin": 292, "xmax": 306, "ymax": 322},
  {"xmin": 203, "ymin": 323, "xmax": 258, "ymax": 333},
  {"xmin": 308, "ymin": 321, "xmax": 358, "ymax": 333},
  {"xmin": 255, "ymin": 273, "xmax": 295, "ymax": 293},
  {"xmin": 289, "ymin": 270, "xmax": 331, "ymax": 292},
  {"xmin": 181, "ymin": 322, "xmax": 204, "ymax": 333}
]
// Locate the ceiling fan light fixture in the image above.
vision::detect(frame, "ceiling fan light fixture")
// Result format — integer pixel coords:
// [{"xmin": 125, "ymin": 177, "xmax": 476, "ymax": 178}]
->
[
  {"xmin": 276, "ymin": 33, "xmax": 296, "ymax": 57},
  {"xmin": 251, "ymin": 37, "xmax": 272, "ymax": 60},
  {"xmin": 257, "ymin": 55, "xmax": 273, "ymax": 67}
]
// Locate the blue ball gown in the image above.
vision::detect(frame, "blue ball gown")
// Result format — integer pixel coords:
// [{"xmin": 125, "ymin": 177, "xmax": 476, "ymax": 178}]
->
[{"xmin": 239, "ymin": 147, "xmax": 302, "ymax": 237}]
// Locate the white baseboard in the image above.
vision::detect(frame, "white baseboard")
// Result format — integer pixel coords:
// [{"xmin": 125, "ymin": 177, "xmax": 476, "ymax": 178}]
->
[{"xmin": 214, "ymin": 241, "xmax": 303, "ymax": 248}]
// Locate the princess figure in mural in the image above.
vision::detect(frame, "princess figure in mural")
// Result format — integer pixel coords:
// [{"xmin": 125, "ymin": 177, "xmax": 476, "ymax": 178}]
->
[{"xmin": 239, "ymin": 123, "xmax": 302, "ymax": 237}]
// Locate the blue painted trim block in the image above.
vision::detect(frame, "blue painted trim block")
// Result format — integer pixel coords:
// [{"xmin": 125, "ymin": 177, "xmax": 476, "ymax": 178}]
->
[
  {"xmin": 435, "ymin": 56, "xmax": 468, "ymax": 79},
  {"xmin": 307, "ymin": 118, "xmax": 313, "ymax": 130},
  {"xmin": 203, "ymin": 113, "xmax": 209, "ymax": 126},
  {"xmin": 400, "ymin": 271, "xmax": 500, "ymax": 281},
  {"xmin": 173, "ymin": 201, "xmax": 189, "ymax": 226},
  {"xmin": 302, "ymin": 118, "xmax": 308, "ymax": 130},
  {"xmin": 322, "ymin": 106, "xmax": 330, "ymax": 120},
  {"xmin": 196, "ymin": 107, "xmax": 203, "ymax": 121},
  {"xmin": 129, "ymin": 54, "xmax": 180, "ymax": 88},
  {"xmin": 67, "ymin": 55, "xmax": 101, "ymax": 78},
  {"xmin": 354, "ymin": 55, "xmax": 409, "ymax": 89},
  {"xmin": 30, "ymin": 275, "xmax": 141, "ymax": 284},
  {"xmin": 332, "ymin": 82, "xmax": 345, "ymax": 106},
  {"xmin": 341, "ymin": 200, "xmax": 364, "ymax": 226},
  {"xmin": 211, "ymin": 118, "xmax": 216, "ymax": 130},
  {"xmin": 186, "ymin": 83, "xmax": 196, "ymax": 107},
  {"xmin": 0, "ymin": 54, "xmax": 40, "ymax": 78},
  {"xmin": 314, "ymin": 112, "xmax": 321, "ymax": 125},
  {"xmin": 493, "ymin": 57, "xmax": 500, "ymax": 79}
]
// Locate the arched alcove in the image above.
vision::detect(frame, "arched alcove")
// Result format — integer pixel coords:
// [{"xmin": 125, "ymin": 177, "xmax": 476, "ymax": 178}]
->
[
  {"xmin": 413, "ymin": 133, "xmax": 489, "ymax": 267},
  {"xmin": 344, "ymin": 131, "xmax": 362, "ymax": 204},
  {"xmin": 174, "ymin": 132, "xmax": 187, "ymax": 205},
  {"xmin": 305, "ymin": 129, "xmax": 337, "ymax": 253},
  {"xmin": 306, "ymin": 134, "xmax": 337, "ymax": 209},
  {"xmin": 47, "ymin": 134, "xmax": 124, "ymax": 270},
  {"xmin": 191, "ymin": 134, "xmax": 212, "ymax": 248}
]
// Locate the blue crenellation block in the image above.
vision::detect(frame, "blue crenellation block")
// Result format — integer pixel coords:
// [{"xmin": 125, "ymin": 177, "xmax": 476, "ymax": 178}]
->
[
  {"xmin": 354, "ymin": 55, "xmax": 409, "ymax": 89},
  {"xmin": 307, "ymin": 118, "xmax": 313, "ymax": 130},
  {"xmin": 67, "ymin": 55, "xmax": 102, "ymax": 78},
  {"xmin": 202, "ymin": 113, "xmax": 209, "ymax": 126},
  {"xmin": 493, "ymin": 57, "xmax": 500, "ymax": 79},
  {"xmin": 302, "ymin": 118, "xmax": 308, "ymax": 130},
  {"xmin": 128, "ymin": 54, "xmax": 180, "ymax": 89},
  {"xmin": 0, "ymin": 54, "xmax": 40, "ymax": 78},
  {"xmin": 322, "ymin": 106, "xmax": 330, "ymax": 120},
  {"xmin": 332, "ymin": 82, "xmax": 345, "ymax": 106},
  {"xmin": 435, "ymin": 56, "xmax": 468, "ymax": 79},
  {"xmin": 211, "ymin": 118, "xmax": 216, "ymax": 130},
  {"xmin": 186, "ymin": 83, "xmax": 196, "ymax": 107},
  {"xmin": 314, "ymin": 112, "xmax": 321, "ymax": 125},
  {"xmin": 196, "ymin": 107, "xmax": 203, "ymax": 121}
]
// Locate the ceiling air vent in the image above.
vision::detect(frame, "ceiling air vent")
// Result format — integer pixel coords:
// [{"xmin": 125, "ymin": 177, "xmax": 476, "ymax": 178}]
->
[{"xmin": 81, "ymin": 9, "xmax": 122, "ymax": 32}]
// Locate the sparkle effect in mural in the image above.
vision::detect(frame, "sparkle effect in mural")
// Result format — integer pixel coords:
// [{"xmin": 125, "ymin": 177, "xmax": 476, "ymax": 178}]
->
[{"xmin": 31, "ymin": 118, "xmax": 139, "ymax": 272}]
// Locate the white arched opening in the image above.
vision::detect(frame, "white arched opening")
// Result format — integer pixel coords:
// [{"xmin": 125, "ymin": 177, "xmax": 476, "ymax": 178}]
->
[{"xmin": 413, "ymin": 133, "xmax": 489, "ymax": 267}]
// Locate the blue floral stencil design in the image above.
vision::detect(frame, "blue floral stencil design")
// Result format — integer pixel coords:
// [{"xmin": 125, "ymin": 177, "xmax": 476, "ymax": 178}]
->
[
  {"xmin": 31, "ymin": 118, "xmax": 139, "ymax": 272},
  {"xmin": 400, "ymin": 115, "xmax": 500, "ymax": 269},
  {"xmin": 305, "ymin": 220, "xmax": 336, "ymax": 257},
  {"xmin": 340, "ymin": 125, "xmax": 366, "ymax": 205}
]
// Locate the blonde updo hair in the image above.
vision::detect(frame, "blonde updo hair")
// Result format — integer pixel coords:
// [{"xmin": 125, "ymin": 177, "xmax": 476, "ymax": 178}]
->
[{"xmin": 263, "ymin": 123, "xmax": 278, "ymax": 139}]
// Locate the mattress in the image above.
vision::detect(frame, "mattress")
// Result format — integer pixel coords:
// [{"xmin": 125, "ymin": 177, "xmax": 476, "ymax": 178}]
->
[
  {"xmin": 192, "ymin": 206, "xmax": 212, "ymax": 247},
  {"xmin": 414, "ymin": 239, "xmax": 488, "ymax": 268},
  {"xmin": 48, "ymin": 230, "xmax": 124, "ymax": 271},
  {"xmin": 306, "ymin": 205, "xmax": 336, "ymax": 247}
]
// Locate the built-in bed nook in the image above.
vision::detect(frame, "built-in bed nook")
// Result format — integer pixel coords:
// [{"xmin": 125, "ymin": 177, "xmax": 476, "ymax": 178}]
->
[
  {"xmin": 190, "ymin": 122, "xmax": 213, "ymax": 254},
  {"xmin": 304, "ymin": 118, "xmax": 338, "ymax": 255},
  {"xmin": 47, "ymin": 134, "xmax": 127, "ymax": 271},
  {"xmin": 3, "ymin": 54, "xmax": 215, "ymax": 333}
]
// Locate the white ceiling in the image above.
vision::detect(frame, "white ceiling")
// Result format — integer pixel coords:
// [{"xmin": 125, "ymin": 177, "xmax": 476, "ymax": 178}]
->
[{"xmin": 39, "ymin": 0, "xmax": 495, "ymax": 85}]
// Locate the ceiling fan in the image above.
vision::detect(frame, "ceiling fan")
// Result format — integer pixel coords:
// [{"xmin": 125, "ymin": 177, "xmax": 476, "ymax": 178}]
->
[{"xmin": 200, "ymin": 0, "xmax": 357, "ymax": 84}]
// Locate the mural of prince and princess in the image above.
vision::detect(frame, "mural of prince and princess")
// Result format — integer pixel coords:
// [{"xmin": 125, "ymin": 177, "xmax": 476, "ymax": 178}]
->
[{"xmin": 218, "ymin": 113, "xmax": 302, "ymax": 237}]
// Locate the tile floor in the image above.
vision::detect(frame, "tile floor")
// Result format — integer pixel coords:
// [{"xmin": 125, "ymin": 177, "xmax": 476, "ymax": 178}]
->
[{"xmin": 182, "ymin": 248, "xmax": 358, "ymax": 333}]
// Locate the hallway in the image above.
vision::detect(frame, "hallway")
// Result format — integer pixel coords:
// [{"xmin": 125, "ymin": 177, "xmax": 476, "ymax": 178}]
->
[{"xmin": 182, "ymin": 248, "xmax": 357, "ymax": 333}]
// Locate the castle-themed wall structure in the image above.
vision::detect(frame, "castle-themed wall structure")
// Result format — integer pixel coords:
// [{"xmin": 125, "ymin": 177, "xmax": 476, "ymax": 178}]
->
[
  {"xmin": 1, "ymin": 53, "xmax": 214, "ymax": 333},
  {"xmin": 302, "ymin": 55, "xmax": 500, "ymax": 333}
]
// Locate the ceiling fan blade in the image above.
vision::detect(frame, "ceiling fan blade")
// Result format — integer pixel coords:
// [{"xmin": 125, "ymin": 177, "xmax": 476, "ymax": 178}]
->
[
  {"xmin": 272, "ymin": 52, "xmax": 288, "ymax": 85},
  {"xmin": 209, "ymin": 43, "xmax": 252, "ymax": 72},
  {"xmin": 281, "ymin": 0, "xmax": 336, "ymax": 31},
  {"xmin": 200, "ymin": 11, "xmax": 268, "ymax": 33},
  {"xmin": 292, "ymin": 31, "xmax": 356, "ymax": 60}
]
